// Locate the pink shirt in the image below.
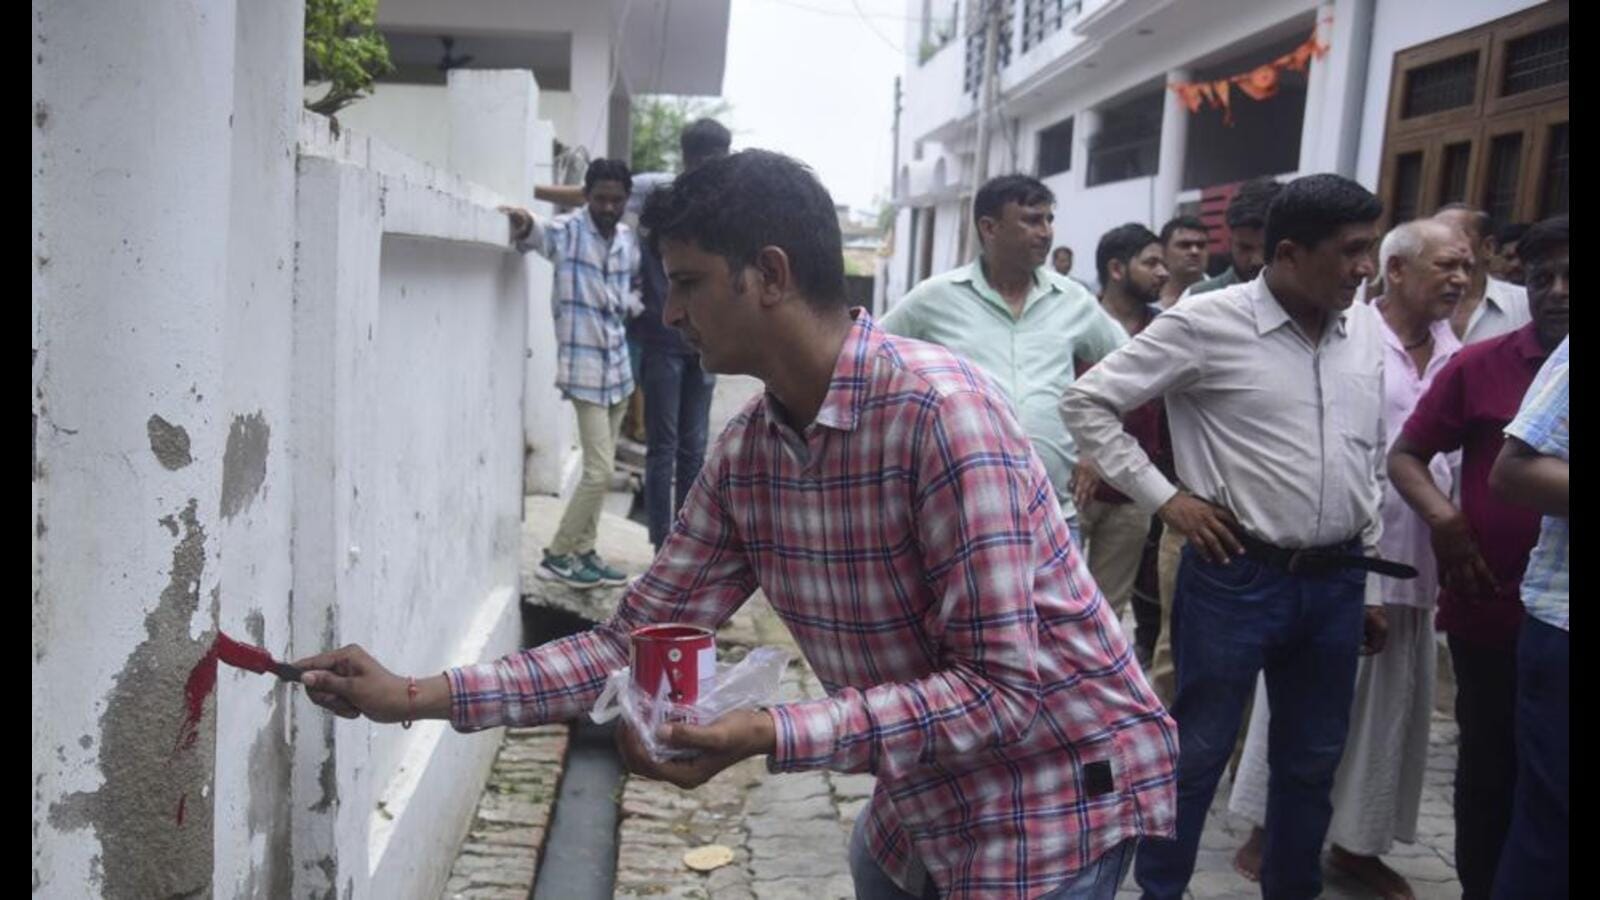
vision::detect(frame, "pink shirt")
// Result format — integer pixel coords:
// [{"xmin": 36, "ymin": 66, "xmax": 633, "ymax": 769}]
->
[{"xmin": 1373, "ymin": 301, "xmax": 1460, "ymax": 608}]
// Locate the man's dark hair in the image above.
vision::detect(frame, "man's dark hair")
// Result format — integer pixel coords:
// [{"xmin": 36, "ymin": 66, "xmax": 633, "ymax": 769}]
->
[
  {"xmin": 1053, "ymin": 246, "xmax": 1073, "ymax": 258},
  {"xmin": 680, "ymin": 118, "xmax": 732, "ymax": 167},
  {"xmin": 1226, "ymin": 177, "xmax": 1283, "ymax": 229},
  {"xmin": 973, "ymin": 175, "xmax": 1054, "ymax": 227},
  {"xmin": 1096, "ymin": 223, "xmax": 1162, "ymax": 287},
  {"xmin": 584, "ymin": 158, "xmax": 633, "ymax": 194},
  {"xmin": 1264, "ymin": 174, "xmax": 1383, "ymax": 260},
  {"xmin": 1435, "ymin": 202, "xmax": 1494, "ymax": 242},
  {"xmin": 639, "ymin": 149, "xmax": 846, "ymax": 308},
  {"xmin": 1159, "ymin": 215, "xmax": 1209, "ymax": 245},
  {"xmin": 1517, "ymin": 215, "xmax": 1569, "ymax": 268},
  {"xmin": 1495, "ymin": 221, "xmax": 1531, "ymax": 248}
]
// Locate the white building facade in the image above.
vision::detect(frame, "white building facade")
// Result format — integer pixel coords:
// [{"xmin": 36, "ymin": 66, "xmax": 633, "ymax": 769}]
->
[{"xmin": 886, "ymin": 0, "xmax": 1567, "ymax": 299}]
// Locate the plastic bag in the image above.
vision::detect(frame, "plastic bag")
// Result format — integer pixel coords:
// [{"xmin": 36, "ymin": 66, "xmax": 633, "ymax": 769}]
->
[{"xmin": 590, "ymin": 645, "xmax": 792, "ymax": 762}]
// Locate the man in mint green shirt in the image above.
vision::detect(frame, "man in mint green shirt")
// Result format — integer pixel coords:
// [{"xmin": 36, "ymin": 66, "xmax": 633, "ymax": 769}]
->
[{"xmin": 881, "ymin": 175, "xmax": 1128, "ymax": 535}]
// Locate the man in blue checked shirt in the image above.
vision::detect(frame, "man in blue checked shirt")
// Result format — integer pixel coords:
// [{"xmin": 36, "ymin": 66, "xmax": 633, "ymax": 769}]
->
[
  {"xmin": 504, "ymin": 158, "xmax": 642, "ymax": 589},
  {"xmin": 1487, "ymin": 218, "xmax": 1568, "ymax": 898}
]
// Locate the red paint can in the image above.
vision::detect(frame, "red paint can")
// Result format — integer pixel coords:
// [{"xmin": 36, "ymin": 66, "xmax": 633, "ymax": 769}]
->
[{"xmin": 630, "ymin": 624, "xmax": 716, "ymax": 707}]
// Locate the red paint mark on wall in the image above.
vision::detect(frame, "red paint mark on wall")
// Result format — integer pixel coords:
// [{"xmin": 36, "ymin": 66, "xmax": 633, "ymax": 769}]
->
[
  {"xmin": 176, "ymin": 644, "xmax": 219, "ymax": 755},
  {"xmin": 176, "ymin": 792, "xmax": 188, "ymax": 826}
]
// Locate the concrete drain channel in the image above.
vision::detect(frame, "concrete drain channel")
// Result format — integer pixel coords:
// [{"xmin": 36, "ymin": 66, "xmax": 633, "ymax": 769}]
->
[
  {"xmin": 521, "ymin": 601, "xmax": 627, "ymax": 899},
  {"xmin": 529, "ymin": 717, "xmax": 626, "ymax": 899}
]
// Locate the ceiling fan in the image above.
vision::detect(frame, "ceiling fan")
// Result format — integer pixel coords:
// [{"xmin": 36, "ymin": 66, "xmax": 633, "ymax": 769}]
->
[{"xmin": 436, "ymin": 36, "xmax": 475, "ymax": 71}]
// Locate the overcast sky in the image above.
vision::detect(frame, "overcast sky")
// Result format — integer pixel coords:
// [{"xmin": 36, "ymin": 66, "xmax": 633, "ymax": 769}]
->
[{"xmin": 718, "ymin": 0, "xmax": 909, "ymax": 215}]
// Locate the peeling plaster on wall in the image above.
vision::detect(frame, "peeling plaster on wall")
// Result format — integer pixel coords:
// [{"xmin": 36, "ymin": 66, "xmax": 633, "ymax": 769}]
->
[
  {"xmin": 220, "ymin": 412, "xmax": 269, "ymax": 519},
  {"xmin": 244, "ymin": 692, "xmax": 293, "ymax": 899},
  {"xmin": 146, "ymin": 414, "xmax": 192, "ymax": 470},
  {"xmin": 46, "ymin": 498, "xmax": 215, "ymax": 899},
  {"xmin": 244, "ymin": 608, "xmax": 266, "ymax": 645}
]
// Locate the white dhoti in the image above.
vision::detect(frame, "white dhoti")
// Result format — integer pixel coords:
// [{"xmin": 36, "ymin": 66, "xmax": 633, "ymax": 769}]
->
[{"xmin": 1227, "ymin": 603, "xmax": 1436, "ymax": 855}]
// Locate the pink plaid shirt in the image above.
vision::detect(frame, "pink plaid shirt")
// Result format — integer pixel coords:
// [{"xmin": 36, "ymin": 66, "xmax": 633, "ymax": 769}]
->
[{"xmin": 447, "ymin": 311, "xmax": 1177, "ymax": 897}]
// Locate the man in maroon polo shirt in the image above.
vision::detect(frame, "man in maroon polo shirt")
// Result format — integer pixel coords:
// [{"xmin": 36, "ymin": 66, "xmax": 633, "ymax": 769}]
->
[{"xmin": 1385, "ymin": 214, "xmax": 1569, "ymax": 900}]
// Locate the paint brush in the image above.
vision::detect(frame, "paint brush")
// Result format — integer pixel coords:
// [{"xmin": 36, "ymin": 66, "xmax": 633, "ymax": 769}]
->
[{"xmin": 214, "ymin": 631, "xmax": 303, "ymax": 682}]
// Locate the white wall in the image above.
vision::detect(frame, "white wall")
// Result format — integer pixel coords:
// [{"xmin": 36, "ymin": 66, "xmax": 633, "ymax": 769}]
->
[
  {"xmin": 335, "ymin": 83, "xmax": 453, "ymax": 171},
  {"xmin": 1045, "ymin": 172, "xmax": 1158, "ymax": 285},
  {"xmin": 1354, "ymin": 0, "xmax": 1544, "ymax": 188},
  {"xmin": 291, "ymin": 103, "xmax": 541, "ymax": 900},
  {"xmin": 33, "ymin": 5, "xmax": 556, "ymax": 895},
  {"xmin": 211, "ymin": 0, "xmax": 303, "ymax": 895},
  {"xmin": 33, "ymin": 1, "xmax": 241, "ymax": 896}
]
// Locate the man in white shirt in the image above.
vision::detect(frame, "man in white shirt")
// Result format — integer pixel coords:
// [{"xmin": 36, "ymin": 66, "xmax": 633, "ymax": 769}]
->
[
  {"xmin": 1434, "ymin": 204, "xmax": 1530, "ymax": 345},
  {"xmin": 1227, "ymin": 219, "xmax": 1471, "ymax": 898},
  {"xmin": 1063, "ymin": 174, "xmax": 1396, "ymax": 900}
]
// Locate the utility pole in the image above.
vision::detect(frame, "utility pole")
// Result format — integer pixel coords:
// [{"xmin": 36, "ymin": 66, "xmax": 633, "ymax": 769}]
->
[
  {"xmin": 968, "ymin": 0, "xmax": 1001, "ymax": 260},
  {"xmin": 890, "ymin": 76, "xmax": 902, "ymax": 202}
]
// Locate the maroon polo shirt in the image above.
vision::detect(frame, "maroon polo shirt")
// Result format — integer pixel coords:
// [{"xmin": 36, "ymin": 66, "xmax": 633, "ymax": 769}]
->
[{"xmin": 1400, "ymin": 323, "xmax": 1552, "ymax": 650}]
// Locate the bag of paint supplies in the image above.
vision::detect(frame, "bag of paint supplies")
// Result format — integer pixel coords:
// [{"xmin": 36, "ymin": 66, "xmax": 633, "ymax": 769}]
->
[{"xmin": 590, "ymin": 624, "xmax": 791, "ymax": 763}]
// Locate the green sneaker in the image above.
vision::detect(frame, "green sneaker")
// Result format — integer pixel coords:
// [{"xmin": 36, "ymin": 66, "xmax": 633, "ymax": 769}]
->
[
  {"xmin": 579, "ymin": 551, "xmax": 629, "ymax": 587},
  {"xmin": 538, "ymin": 551, "xmax": 602, "ymax": 589}
]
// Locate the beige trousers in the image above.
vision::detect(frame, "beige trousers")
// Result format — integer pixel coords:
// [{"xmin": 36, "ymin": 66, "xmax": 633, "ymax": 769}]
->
[
  {"xmin": 1079, "ymin": 498, "xmax": 1150, "ymax": 624},
  {"xmin": 1150, "ymin": 525, "xmax": 1185, "ymax": 707},
  {"xmin": 549, "ymin": 397, "xmax": 628, "ymax": 556}
]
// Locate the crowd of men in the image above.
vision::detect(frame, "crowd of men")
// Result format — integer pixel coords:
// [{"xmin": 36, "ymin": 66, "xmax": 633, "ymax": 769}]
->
[{"xmin": 299, "ymin": 126, "xmax": 1567, "ymax": 900}]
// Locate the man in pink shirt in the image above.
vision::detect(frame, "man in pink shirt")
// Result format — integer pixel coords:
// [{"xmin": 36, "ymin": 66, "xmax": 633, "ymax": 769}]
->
[
  {"xmin": 1227, "ymin": 219, "xmax": 1470, "ymax": 897},
  {"xmin": 294, "ymin": 151, "xmax": 1178, "ymax": 900}
]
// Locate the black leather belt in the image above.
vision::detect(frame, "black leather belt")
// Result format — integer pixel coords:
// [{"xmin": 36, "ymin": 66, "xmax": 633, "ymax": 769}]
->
[{"xmin": 1236, "ymin": 533, "xmax": 1419, "ymax": 580}]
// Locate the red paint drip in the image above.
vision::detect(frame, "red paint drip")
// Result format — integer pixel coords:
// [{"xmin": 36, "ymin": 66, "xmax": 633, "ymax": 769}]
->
[
  {"xmin": 176, "ymin": 644, "xmax": 219, "ymax": 755},
  {"xmin": 176, "ymin": 792, "xmax": 188, "ymax": 827}
]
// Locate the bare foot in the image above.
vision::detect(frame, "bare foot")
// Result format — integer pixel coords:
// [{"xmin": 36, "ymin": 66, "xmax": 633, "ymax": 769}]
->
[
  {"xmin": 1329, "ymin": 845, "xmax": 1416, "ymax": 900},
  {"xmin": 1232, "ymin": 826, "xmax": 1264, "ymax": 882}
]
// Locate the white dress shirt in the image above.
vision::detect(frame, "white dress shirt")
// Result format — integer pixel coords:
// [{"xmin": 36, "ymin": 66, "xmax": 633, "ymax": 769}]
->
[
  {"xmin": 1061, "ymin": 274, "xmax": 1386, "ymax": 557},
  {"xmin": 1461, "ymin": 276, "xmax": 1531, "ymax": 345}
]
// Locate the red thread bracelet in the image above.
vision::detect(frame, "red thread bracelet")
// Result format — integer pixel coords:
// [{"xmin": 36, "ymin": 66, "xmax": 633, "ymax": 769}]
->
[{"xmin": 401, "ymin": 676, "xmax": 418, "ymax": 729}]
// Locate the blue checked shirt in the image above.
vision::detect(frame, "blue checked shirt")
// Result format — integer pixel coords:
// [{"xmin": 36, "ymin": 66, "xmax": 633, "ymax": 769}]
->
[
  {"xmin": 1504, "ymin": 336, "xmax": 1568, "ymax": 631},
  {"xmin": 519, "ymin": 207, "xmax": 638, "ymax": 406}
]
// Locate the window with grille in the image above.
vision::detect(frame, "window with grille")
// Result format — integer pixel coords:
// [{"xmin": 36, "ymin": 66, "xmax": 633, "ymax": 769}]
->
[
  {"xmin": 1036, "ymin": 117, "xmax": 1074, "ymax": 177},
  {"xmin": 1403, "ymin": 52, "xmax": 1479, "ymax": 118},
  {"xmin": 1438, "ymin": 142, "xmax": 1472, "ymax": 205},
  {"xmin": 1021, "ymin": 0, "xmax": 1082, "ymax": 53},
  {"xmin": 1087, "ymin": 92, "xmax": 1163, "ymax": 187},
  {"xmin": 964, "ymin": 3, "xmax": 1014, "ymax": 95},
  {"xmin": 1503, "ymin": 24, "xmax": 1568, "ymax": 96},
  {"xmin": 1540, "ymin": 122, "xmax": 1568, "ymax": 217},
  {"xmin": 1483, "ymin": 133, "xmax": 1523, "ymax": 226},
  {"xmin": 1391, "ymin": 153, "xmax": 1424, "ymax": 224},
  {"xmin": 1378, "ymin": 3, "xmax": 1566, "ymax": 229}
]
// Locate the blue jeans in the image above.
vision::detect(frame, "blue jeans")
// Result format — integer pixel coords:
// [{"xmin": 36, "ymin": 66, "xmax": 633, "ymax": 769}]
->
[
  {"xmin": 1135, "ymin": 543, "xmax": 1365, "ymax": 900},
  {"xmin": 1491, "ymin": 617, "xmax": 1568, "ymax": 898},
  {"xmin": 849, "ymin": 810, "xmax": 1134, "ymax": 899},
  {"xmin": 641, "ymin": 350, "xmax": 715, "ymax": 550}
]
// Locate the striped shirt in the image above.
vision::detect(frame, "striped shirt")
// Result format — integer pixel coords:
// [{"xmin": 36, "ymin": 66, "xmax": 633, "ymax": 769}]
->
[
  {"xmin": 446, "ymin": 311, "xmax": 1178, "ymax": 897},
  {"xmin": 520, "ymin": 207, "xmax": 638, "ymax": 406},
  {"xmin": 1504, "ymin": 337, "xmax": 1568, "ymax": 631}
]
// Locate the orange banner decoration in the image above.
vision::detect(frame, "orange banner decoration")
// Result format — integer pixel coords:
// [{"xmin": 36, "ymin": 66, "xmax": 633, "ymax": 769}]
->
[
  {"xmin": 1213, "ymin": 79, "xmax": 1233, "ymax": 125},
  {"xmin": 1166, "ymin": 23, "xmax": 1330, "ymax": 127},
  {"xmin": 1236, "ymin": 64, "xmax": 1280, "ymax": 101}
]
